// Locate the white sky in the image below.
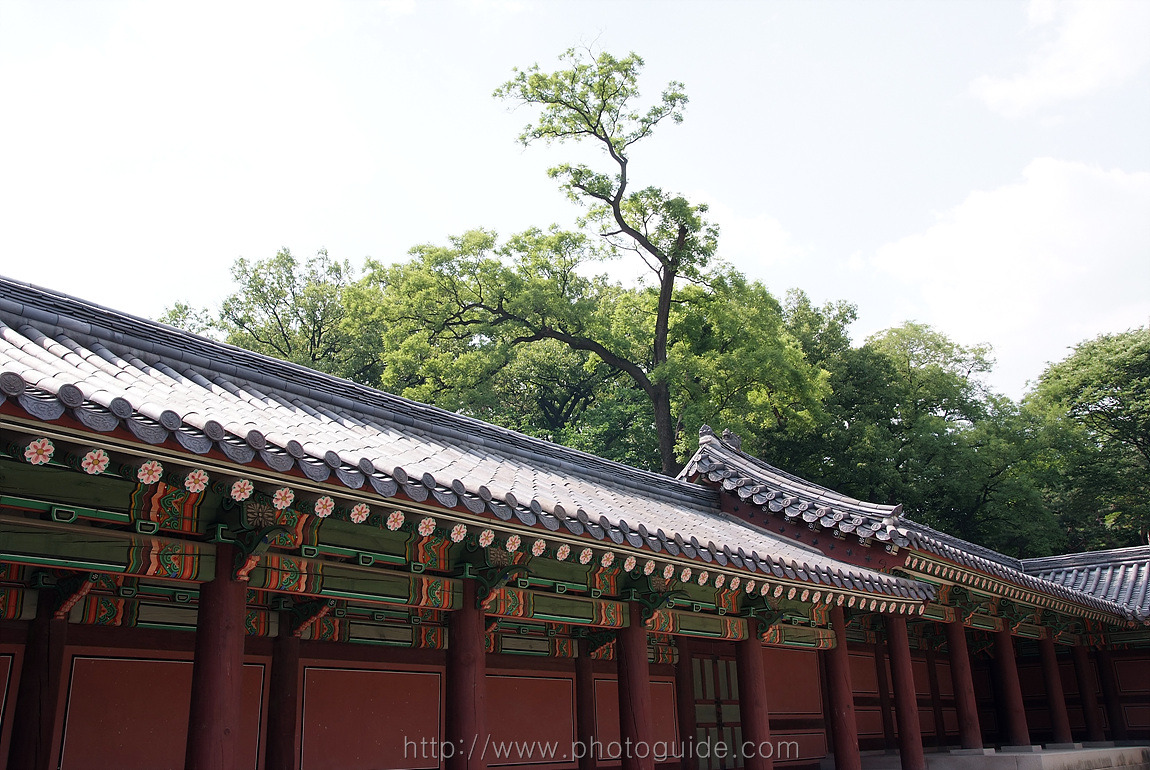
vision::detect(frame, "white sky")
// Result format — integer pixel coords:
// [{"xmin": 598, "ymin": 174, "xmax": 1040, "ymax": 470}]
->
[{"xmin": 1, "ymin": 0, "xmax": 1147, "ymax": 399}]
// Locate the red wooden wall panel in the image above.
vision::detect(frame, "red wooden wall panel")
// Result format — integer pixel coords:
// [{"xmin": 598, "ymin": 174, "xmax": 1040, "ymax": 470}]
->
[
  {"xmin": 487, "ymin": 673, "xmax": 576, "ymax": 765},
  {"xmin": 57, "ymin": 655, "xmax": 264, "ymax": 770},
  {"xmin": 300, "ymin": 666, "xmax": 443, "ymax": 770},
  {"xmin": 762, "ymin": 646, "xmax": 821, "ymax": 715},
  {"xmin": 592, "ymin": 677, "xmax": 677, "ymax": 760}
]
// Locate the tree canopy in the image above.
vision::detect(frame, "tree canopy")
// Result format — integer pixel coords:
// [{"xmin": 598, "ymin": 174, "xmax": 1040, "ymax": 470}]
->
[{"xmin": 160, "ymin": 47, "xmax": 1147, "ymax": 558}]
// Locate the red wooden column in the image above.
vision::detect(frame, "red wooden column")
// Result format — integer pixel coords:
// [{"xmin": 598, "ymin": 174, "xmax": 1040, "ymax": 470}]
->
[
  {"xmin": 1071, "ymin": 644, "xmax": 1105, "ymax": 742},
  {"xmin": 1095, "ymin": 647, "xmax": 1128, "ymax": 741},
  {"xmin": 1038, "ymin": 635, "xmax": 1073, "ymax": 745},
  {"xmin": 736, "ymin": 619, "xmax": 774, "ymax": 770},
  {"xmin": 186, "ymin": 543, "xmax": 249, "ymax": 770},
  {"xmin": 447, "ymin": 578, "xmax": 489, "ymax": 770},
  {"xmin": 825, "ymin": 605, "xmax": 862, "ymax": 770},
  {"xmin": 993, "ymin": 629, "xmax": 1031, "ymax": 747},
  {"xmin": 265, "ymin": 612, "xmax": 302, "ymax": 770},
  {"xmin": 887, "ymin": 616, "xmax": 926, "ymax": 770},
  {"xmin": 944, "ymin": 620, "xmax": 983, "ymax": 749},
  {"xmin": 874, "ymin": 636, "xmax": 898, "ymax": 750},
  {"xmin": 674, "ymin": 637, "xmax": 697, "ymax": 770},
  {"xmin": 617, "ymin": 601, "xmax": 655, "ymax": 770},
  {"xmin": 8, "ymin": 589, "xmax": 69, "ymax": 770},
  {"xmin": 575, "ymin": 639, "xmax": 598, "ymax": 770}
]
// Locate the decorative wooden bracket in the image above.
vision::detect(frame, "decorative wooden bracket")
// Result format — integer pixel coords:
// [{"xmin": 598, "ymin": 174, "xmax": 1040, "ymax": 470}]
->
[
  {"xmin": 232, "ymin": 525, "xmax": 291, "ymax": 581},
  {"xmin": 52, "ymin": 572, "xmax": 99, "ymax": 620},
  {"xmin": 630, "ymin": 587, "xmax": 689, "ymax": 621},
  {"xmin": 472, "ymin": 563, "xmax": 529, "ymax": 609},
  {"xmin": 576, "ymin": 628, "xmax": 617, "ymax": 656},
  {"xmin": 290, "ymin": 598, "xmax": 337, "ymax": 637},
  {"xmin": 950, "ymin": 586, "xmax": 993, "ymax": 624},
  {"xmin": 998, "ymin": 598, "xmax": 1038, "ymax": 631}
]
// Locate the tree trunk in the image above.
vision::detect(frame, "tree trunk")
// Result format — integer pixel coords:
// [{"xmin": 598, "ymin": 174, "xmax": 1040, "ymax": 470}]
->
[{"xmin": 652, "ymin": 382, "xmax": 680, "ymax": 475}]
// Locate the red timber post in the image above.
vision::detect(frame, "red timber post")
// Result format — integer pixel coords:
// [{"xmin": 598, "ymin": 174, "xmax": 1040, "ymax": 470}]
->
[
  {"xmin": 887, "ymin": 615, "xmax": 926, "ymax": 770},
  {"xmin": 186, "ymin": 543, "xmax": 249, "ymax": 770},
  {"xmin": 736, "ymin": 618, "xmax": 774, "ymax": 770},
  {"xmin": 1038, "ymin": 635, "xmax": 1073, "ymax": 745},
  {"xmin": 825, "ymin": 605, "xmax": 862, "ymax": 770},
  {"xmin": 617, "ymin": 601, "xmax": 655, "ymax": 770},
  {"xmin": 1095, "ymin": 647, "xmax": 1128, "ymax": 741},
  {"xmin": 1071, "ymin": 644, "xmax": 1105, "ymax": 742},
  {"xmin": 675, "ymin": 637, "xmax": 697, "ymax": 770},
  {"xmin": 993, "ymin": 629, "xmax": 1031, "ymax": 747},
  {"xmin": 944, "ymin": 620, "xmax": 983, "ymax": 749},
  {"xmin": 447, "ymin": 578, "xmax": 489, "ymax": 770},
  {"xmin": 874, "ymin": 636, "xmax": 898, "ymax": 750},
  {"xmin": 8, "ymin": 588, "xmax": 69, "ymax": 770},
  {"xmin": 576, "ymin": 638, "xmax": 598, "ymax": 770},
  {"xmin": 265, "ymin": 611, "xmax": 302, "ymax": 770}
]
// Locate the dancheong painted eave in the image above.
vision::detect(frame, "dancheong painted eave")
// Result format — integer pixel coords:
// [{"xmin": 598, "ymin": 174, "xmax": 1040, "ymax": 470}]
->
[{"xmin": 0, "ymin": 274, "xmax": 930, "ymax": 604}]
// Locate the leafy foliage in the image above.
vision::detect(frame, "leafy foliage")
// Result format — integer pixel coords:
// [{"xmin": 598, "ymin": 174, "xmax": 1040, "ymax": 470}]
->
[
  {"xmin": 1027, "ymin": 327, "xmax": 1150, "ymax": 547},
  {"xmin": 156, "ymin": 48, "xmax": 1147, "ymax": 559}
]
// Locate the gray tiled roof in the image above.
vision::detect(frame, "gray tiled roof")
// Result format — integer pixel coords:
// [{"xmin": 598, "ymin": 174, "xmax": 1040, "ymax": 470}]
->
[
  {"xmin": 1023, "ymin": 546, "xmax": 1150, "ymax": 619},
  {"xmin": 0, "ymin": 275, "xmax": 929, "ymax": 601},
  {"xmin": 683, "ymin": 429, "xmax": 1145, "ymax": 622},
  {"xmin": 681, "ymin": 427, "xmax": 910, "ymax": 547}
]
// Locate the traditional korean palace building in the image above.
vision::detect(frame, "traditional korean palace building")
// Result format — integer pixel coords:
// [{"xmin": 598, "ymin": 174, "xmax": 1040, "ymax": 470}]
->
[{"xmin": 0, "ymin": 275, "xmax": 1147, "ymax": 770}]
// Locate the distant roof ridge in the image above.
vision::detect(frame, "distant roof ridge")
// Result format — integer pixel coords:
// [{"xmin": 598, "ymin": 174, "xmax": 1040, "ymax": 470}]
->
[
  {"xmin": 1022, "ymin": 544, "xmax": 1150, "ymax": 572},
  {"xmin": 901, "ymin": 519, "xmax": 1025, "ymax": 571},
  {"xmin": 0, "ymin": 274, "xmax": 711, "ymax": 508},
  {"xmin": 685, "ymin": 427, "xmax": 901, "ymax": 517}
]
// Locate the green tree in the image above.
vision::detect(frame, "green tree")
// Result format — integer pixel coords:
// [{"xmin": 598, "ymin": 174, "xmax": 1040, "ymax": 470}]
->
[
  {"xmin": 493, "ymin": 48, "xmax": 719, "ymax": 473},
  {"xmin": 161, "ymin": 248, "xmax": 362, "ymax": 379},
  {"xmin": 1028, "ymin": 327, "xmax": 1150, "ymax": 546}
]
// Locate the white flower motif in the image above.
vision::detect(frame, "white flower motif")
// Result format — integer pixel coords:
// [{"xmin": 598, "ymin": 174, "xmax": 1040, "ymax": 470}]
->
[
  {"xmin": 697, "ymin": 570, "xmax": 709, "ymax": 586},
  {"xmin": 555, "ymin": 543, "xmax": 570, "ymax": 561},
  {"xmin": 787, "ymin": 587, "xmax": 797, "ymax": 600},
  {"xmin": 729, "ymin": 576, "xmax": 740, "ymax": 591},
  {"xmin": 24, "ymin": 437, "xmax": 54, "ymax": 465},
  {"xmin": 600, "ymin": 552, "xmax": 615, "ymax": 568},
  {"xmin": 680, "ymin": 567, "xmax": 692, "ymax": 583},
  {"xmin": 531, "ymin": 539, "xmax": 546, "ymax": 556},
  {"xmin": 137, "ymin": 460, "xmax": 163, "ymax": 485},
  {"xmin": 744, "ymin": 579, "xmax": 754, "ymax": 594},
  {"xmin": 184, "ymin": 468, "xmax": 209, "ymax": 493},
  {"xmin": 643, "ymin": 559, "xmax": 656, "ymax": 576},
  {"xmin": 272, "ymin": 487, "xmax": 295, "ymax": 510},
  {"xmin": 314, "ymin": 496, "xmax": 335, "ymax": 518},
  {"xmin": 714, "ymin": 574, "xmax": 725, "ymax": 589},
  {"xmin": 663, "ymin": 564, "xmax": 675, "ymax": 581},
  {"xmin": 350, "ymin": 503, "xmax": 370, "ymax": 523},
  {"xmin": 82, "ymin": 448, "xmax": 110, "ymax": 475},
  {"xmin": 761, "ymin": 583, "xmax": 771, "ymax": 597},
  {"xmin": 418, "ymin": 517, "xmax": 436, "ymax": 537},
  {"xmin": 800, "ymin": 589, "xmax": 810, "ymax": 602},
  {"xmin": 386, "ymin": 510, "xmax": 405, "ymax": 531},
  {"xmin": 578, "ymin": 547, "xmax": 593, "ymax": 565},
  {"xmin": 505, "ymin": 534, "xmax": 521, "ymax": 553},
  {"xmin": 624, "ymin": 555, "xmax": 637, "ymax": 573},
  {"xmin": 451, "ymin": 524, "xmax": 468, "ymax": 543},
  {"xmin": 478, "ymin": 529, "xmax": 495, "ymax": 548},
  {"xmin": 230, "ymin": 479, "xmax": 254, "ymax": 502},
  {"xmin": 773, "ymin": 584, "xmax": 784, "ymax": 598}
]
